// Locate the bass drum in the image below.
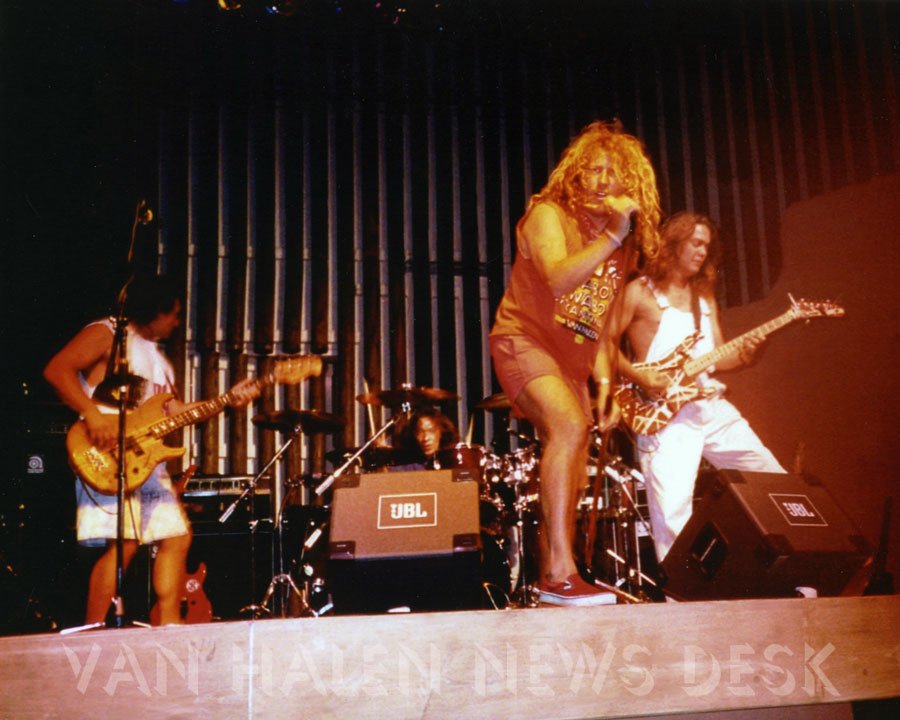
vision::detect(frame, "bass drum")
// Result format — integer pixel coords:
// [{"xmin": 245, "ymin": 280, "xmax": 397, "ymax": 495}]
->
[{"xmin": 433, "ymin": 443, "xmax": 487, "ymax": 473}]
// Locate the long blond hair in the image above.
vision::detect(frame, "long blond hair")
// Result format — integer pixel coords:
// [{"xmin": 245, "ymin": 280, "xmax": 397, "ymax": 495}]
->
[{"xmin": 527, "ymin": 120, "xmax": 661, "ymax": 259}]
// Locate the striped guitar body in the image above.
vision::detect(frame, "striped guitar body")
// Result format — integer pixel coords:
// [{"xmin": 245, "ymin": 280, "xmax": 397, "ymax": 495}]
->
[{"xmin": 614, "ymin": 297, "xmax": 844, "ymax": 436}]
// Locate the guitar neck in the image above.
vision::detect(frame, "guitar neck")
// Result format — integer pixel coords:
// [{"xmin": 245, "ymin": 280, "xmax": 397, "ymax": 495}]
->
[
  {"xmin": 684, "ymin": 309, "xmax": 797, "ymax": 376},
  {"xmin": 148, "ymin": 372, "xmax": 276, "ymax": 438}
]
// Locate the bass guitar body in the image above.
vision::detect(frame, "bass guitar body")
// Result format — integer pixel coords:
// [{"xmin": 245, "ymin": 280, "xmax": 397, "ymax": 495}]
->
[
  {"xmin": 68, "ymin": 354, "xmax": 322, "ymax": 495},
  {"xmin": 66, "ymin": 393, "xmax": 186, "ymax": 495}
]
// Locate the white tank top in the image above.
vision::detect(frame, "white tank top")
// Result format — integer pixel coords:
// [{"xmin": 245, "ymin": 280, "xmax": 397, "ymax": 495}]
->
[
  {"xmin": 80, "ymin": 318, "xmax": 176, "ymax": 405},
  {"xmin": 642, "ymin": 279, "xmax": 724, "ymax": 392}
]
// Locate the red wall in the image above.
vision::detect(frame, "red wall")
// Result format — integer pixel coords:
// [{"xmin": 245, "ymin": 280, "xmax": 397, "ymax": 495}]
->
[{"xmin": 722, "ymin": 173, "xmax": 900, "ymax": 585}]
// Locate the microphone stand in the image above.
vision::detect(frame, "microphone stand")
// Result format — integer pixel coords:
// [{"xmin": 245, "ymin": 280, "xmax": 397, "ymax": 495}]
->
[
  {"xmin": 107, "ymin": 200, "xmax": 151, "ymax": 628},
  {"xmin": 110, "ymin": 303, "xmax": 131, "ymax": 628},
  {"xmin": 62, "ymin": 199, "xmax": 151, "ymax": 633},
  {"xmin": 313, "ymin": 409, "xmax": 405, "ymax": 497}
]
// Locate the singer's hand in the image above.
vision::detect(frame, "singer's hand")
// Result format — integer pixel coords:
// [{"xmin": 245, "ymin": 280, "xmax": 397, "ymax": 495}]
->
[{"xmin": 602, "ymin": 194, "xmax": 639, "ymax": 244}]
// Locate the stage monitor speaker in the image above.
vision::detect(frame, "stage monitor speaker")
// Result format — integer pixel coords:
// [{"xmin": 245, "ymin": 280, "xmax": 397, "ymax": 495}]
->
[
  {"xmin": 661, "ymin": 470, "xmax": 873, "ymax": 600},
  {"xmin": 328, "ymin": 469, "xmax": 482, "ymax": 613}
]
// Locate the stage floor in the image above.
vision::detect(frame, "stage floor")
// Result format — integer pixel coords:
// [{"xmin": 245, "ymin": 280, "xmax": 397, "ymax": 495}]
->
[{"xmin": 1, "ymin": 594, "xmax": 898, "ymax": 719}]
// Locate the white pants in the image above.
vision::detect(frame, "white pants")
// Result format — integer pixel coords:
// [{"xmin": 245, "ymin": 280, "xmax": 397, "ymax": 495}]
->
[{"xmin": 636, "ymin": 395, "xmax": 785, "ymax": 561}]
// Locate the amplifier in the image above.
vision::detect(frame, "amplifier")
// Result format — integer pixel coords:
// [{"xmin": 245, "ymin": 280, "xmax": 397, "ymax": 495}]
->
[
  {"xmin": 328, "ymin": 469, "xmax": 482, "ymax": 613},
  {"xmin": 661, "ymin": 470, "xmax": 873, "ymax": 600},
  {"xmin": 182, "ymin": 475, "xmax": 271, "ymax": 530}
]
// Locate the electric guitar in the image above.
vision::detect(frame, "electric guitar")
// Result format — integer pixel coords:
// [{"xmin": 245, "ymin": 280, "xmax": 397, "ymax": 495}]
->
[
  {"xmin": 150, "ymin": 561, "xmax": 213, "ymax": 625},
  {"xmin": 67, "ymin": 355, "xmax": 322, "ymax": 495},
  {"xmin": 615, "ymin": 297, "xmax": 844, "ymax": 436}
]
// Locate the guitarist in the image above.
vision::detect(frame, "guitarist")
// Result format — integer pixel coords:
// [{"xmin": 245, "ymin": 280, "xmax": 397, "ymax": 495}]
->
[
  {"xmin": 43, "ymin": 274, "xmax": 259, "ymax": 626},
  {"xmin": 608, "ymin": 212, "xmax": 785, "ymax": 563}
]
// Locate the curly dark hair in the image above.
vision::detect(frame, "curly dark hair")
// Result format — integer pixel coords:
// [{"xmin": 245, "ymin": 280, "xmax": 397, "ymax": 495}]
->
[
  {"xmin": 392, "ymin": 406, "xmax": 459, "ymax": 463},
  {"xmin": 124, "ymin": 273, "xmax": 180, "ymax": 326}
]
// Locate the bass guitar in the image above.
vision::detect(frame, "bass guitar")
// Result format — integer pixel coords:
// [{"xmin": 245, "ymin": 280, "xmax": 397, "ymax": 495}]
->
[
  {"xmin": 150, "ymin": 562, "xmax": 213, "ymax": 625},
  {"xmin": 615, "ymin": 297, "xmax": 844, "ymax": 436},
  {"xmin": 68, "ymin": 355, "xmax": 322, "ymax": 495}
]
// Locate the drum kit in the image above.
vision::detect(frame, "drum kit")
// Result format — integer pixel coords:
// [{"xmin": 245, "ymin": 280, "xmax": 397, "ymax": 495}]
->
[{"xmin": 221, "ymin": 382, "xmax": 654, "ymax": 616}]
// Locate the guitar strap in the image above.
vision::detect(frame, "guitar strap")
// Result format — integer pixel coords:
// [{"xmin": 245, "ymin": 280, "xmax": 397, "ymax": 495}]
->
[{"xmin": 690, "ymin": 287, "xmax": 701, "ymax": 333}]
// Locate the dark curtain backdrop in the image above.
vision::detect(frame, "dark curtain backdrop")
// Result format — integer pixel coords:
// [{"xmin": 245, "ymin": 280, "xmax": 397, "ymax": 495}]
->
[{"xmin": 4, "ymin": 0, "xmax": 899, "ymax": 486}]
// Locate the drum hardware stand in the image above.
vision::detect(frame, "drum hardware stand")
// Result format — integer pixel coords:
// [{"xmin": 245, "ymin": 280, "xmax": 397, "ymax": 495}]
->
[
  {"xmin": 314, "ymin": 408, "xmax": 406, "ymax": 497},
  {"xmin": 503, "ymin": 448, "xmax": 541, "ymax": 608},
  {"xmin": 595, "ymin": 461, "xmax": 654, "ymax": 602},
  {"xmin": 221, "ymin": 427, "xmax": 316, "ymax": 618},
  {"xmin": 605, "ymin": 548, "xmax": 659, "ymax": 595},
  {"xmin": 289, "ymin": 505, "xmax": 333, "ymax": 617}
]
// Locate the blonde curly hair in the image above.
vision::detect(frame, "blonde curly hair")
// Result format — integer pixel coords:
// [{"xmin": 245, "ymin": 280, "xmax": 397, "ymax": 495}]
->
[{"xmin": 528, "ymin": 120, "xmax": 661, "ymax": 260}]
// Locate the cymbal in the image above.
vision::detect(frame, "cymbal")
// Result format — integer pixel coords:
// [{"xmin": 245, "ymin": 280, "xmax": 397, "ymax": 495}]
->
[
  {"xmin": 356, "ymin": 384, "xmax": 459, "ymax": 408},
  {"xmin": 475, "ymin": 392, "xmax": 511, "ymax": 411},
  {"xmin": 252, "ymin": 410, "xmax": 345, "ymax": 435},
  {"xmin": 325, "ymin": 445, "xmax": 410, "ymax": 468}
]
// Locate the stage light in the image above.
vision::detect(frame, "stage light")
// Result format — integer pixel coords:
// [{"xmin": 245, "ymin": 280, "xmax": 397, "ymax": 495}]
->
[
  {"xmin": 217, "ymin": 0, "xmax": 243, "ymax": 9},
  {"xmin": 264, "ymin": 1, "xmax": 297, "ymax": 15}
]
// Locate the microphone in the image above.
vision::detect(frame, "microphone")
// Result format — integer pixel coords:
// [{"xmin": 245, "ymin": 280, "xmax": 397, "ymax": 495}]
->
[
  {"xmin": 137, "ymin": 201, "xmax": 154, "ymax": 225},
  {"xmin": 627, "ymin": 210, "xmax": 638, "ymax": 235}
]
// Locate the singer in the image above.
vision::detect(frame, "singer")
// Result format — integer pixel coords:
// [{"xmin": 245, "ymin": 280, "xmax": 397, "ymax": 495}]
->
[{"xmin": 488, "ymin": 120, "xmax": 661, "ymax": 606}]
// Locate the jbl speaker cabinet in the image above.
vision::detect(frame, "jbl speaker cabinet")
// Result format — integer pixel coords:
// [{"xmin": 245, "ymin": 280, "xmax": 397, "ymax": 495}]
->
[
  {"xmin": 661, "ymin": 470, "xmax": 872, "ymax": 600},
  {"xmin": 328, "ymin": 469, "xmax": 482, "ymax": 613}
]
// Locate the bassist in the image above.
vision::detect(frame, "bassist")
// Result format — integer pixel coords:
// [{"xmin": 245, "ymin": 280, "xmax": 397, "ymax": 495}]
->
[
  {"xmin": 609, "ymin": 212, "xmax": 785, "ymax": 563},
  {"xmin": 43, "ymin": 274, "xmax": 259, "ymax": 626}
]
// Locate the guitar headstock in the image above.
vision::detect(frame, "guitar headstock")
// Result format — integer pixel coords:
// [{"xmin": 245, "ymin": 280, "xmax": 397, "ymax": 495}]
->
[
  {"xmin": 274, "ymin": 355, "xmax": 324, "ymax": 384},
  {"xmin": 790, "ymin": 297, "xmax": 845, "ymax": 319}
]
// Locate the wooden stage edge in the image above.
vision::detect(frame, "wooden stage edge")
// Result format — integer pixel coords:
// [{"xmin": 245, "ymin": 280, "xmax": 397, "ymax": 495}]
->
[{"xmin": 2, "ymin": 595, "xmax": 898, "ymax": 720}]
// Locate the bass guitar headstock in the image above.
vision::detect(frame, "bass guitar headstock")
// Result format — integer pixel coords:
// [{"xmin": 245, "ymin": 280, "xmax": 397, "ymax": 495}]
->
[{"xmin": 274, "ymin": 355, "xmax": 324, "ymax": 385}]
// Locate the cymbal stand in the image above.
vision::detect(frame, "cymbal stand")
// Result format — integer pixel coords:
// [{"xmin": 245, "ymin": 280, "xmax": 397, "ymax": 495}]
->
[
  {"xmin": 220, "ymin": 429, "xmax": 302, "ymax": 617},
  {"xmin": 503, "ymin": 444, "xmax": 540, "ymax": 608},
  {"xmin": 597, "ymin": 461, "xmax": 654, "ymax": 602},
  {"xmin": 314, "ymin": 410, "xmax": 404, "ymax": 497}
]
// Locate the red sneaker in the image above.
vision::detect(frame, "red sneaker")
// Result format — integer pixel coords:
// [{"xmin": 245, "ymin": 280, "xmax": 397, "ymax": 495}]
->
[{"xmin": 538, "ymin": 574, "xmax": 617, "ymax": 607}]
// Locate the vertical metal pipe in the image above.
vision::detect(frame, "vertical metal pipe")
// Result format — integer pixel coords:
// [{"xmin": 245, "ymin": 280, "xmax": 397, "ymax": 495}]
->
[
  {"xmin": 721, "ymin": 50, "xmax": 750, "ymax": 305},
  {"xmin": 426, "ymin": 47, "xmax": 440, "ymax": 389},
  {"xmin": 677, "ymin": 45, "xmax": 694, "ymax": 212},
  {"xmin": 473, "ymin": 57, "xmax": 492, "ymax": 450},
  {"xmin": 740, "ymin": 12, "xmax": 771, "ymax": 294},
  {"xmin": 760, "ymin": 9, "xmax": 788, "ymax": 216},
  {"xmin": 402, "ymin": 46, "xmax": 416, "ymax": 384},
  {"xmin": 805, "ymin": 2, "xmax": 832, "ymax": 192},
  {"xmin": 698, "ymin": 45, "xmax": 722, "ymax": 225},
  {"xmin": 782, "ymin": 3, "xmax": 810, "ymax": 199},
  {"xmin": 654, "ymin": 56, "xmax": 671, "ymax": 213},
  {"xmin": 377, "ymin": 44, "xmax": 391, "ymax": 395}
]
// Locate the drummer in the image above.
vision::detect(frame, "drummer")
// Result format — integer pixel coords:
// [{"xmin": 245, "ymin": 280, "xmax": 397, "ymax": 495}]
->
[{"xmin": 391, "ymin": 406, "xmax": 459, "ymax": 471}]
